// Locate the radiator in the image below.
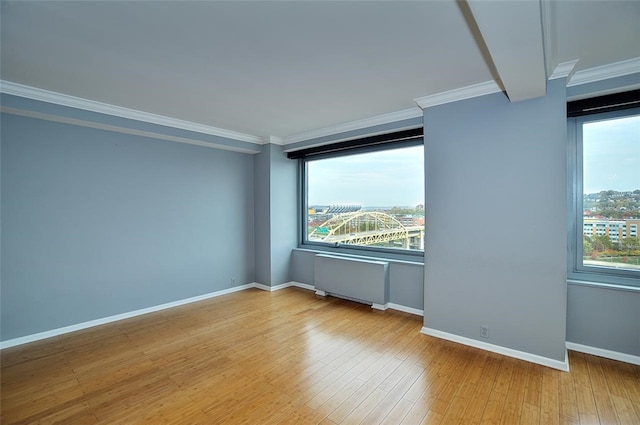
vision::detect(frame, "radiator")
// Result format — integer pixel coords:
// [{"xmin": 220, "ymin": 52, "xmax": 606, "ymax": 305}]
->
[{"xmin": 314, "ymin": 254, "xmax": 389, "ymax": 309}]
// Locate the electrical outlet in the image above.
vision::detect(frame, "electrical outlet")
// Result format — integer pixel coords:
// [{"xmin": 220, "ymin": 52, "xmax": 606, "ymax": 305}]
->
[
  {"xmin": 231, "ymin": 278, "xmax": 236, "ymax": 286},
  {"xmin": 480, "ymin": 325, "xmax": 489, "ymax": 339}
]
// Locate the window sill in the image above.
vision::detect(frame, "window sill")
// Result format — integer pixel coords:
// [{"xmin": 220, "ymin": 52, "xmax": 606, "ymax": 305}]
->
[
  {"xmin": 294, "ymin": 246, "xmax": 424, "ymax": 266},
  {"xmin": 567, "ymin": 279, "xmax": 640, "ymax": 293}
]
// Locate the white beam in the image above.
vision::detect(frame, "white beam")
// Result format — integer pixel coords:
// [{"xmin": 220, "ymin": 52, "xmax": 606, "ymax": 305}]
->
[{"xmin": 467, "ymin": 0, "xmax": 547, "ymax": 102}]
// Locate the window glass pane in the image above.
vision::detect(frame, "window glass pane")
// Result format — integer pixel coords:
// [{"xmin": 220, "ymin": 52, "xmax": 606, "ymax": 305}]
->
[
  {"xmin": 582, "ymin": 114, "xmax": 640, "ymax": 272},
  {"xmin": 306, "ymin": 145, "xmax": 424, "ymax": 252}
]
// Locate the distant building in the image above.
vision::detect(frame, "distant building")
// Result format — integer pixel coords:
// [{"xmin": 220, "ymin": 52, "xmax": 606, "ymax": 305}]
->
[
  {"xmin": 583, "ymin": 218, "xmax": 639, "ymax": 242},
  {"xmin": 308, "ymin": 205, "xmax": 363, "ymax": 224},
  {"xmin": 392, "ymin": 214, "xmax": 425, "ymax": 227},
  {"xmin": 309, "ymin": 205, "xmax": 361, "ymax": 215},
  {"xmin": 393, "ymin": 215, "xmax": 415, "ymax": 226},
  {"xmin": 412, "ymin": 216, "xmax": 425, "ymax": 226}
]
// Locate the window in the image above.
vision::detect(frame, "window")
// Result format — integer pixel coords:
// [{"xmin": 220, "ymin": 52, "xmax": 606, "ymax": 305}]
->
[
  {"xmin": 291, "ymin": 129, "xmax": 424, "ymax": 256},
  {"xmin": 569, "ymin": 103, "xmax": 640, "ymax": 286}
]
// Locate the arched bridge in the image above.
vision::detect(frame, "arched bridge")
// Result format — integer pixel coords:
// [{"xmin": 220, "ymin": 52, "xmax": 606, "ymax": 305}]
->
[{"xmin": 309, "ymin": 211, "xmax": 424, "ymax": 249}]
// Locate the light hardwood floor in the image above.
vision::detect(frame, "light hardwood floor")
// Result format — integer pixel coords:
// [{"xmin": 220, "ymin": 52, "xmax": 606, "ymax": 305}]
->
[{"xmin": 2, "ymin": 287, "xmax": 639, "ymax": 424}]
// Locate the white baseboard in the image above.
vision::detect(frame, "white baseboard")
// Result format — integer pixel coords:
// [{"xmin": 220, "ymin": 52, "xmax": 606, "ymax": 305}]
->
[
  {"xmin": 566, "ymin": 342, "xmax": 640, "ymax": 366},
  {"xmin": 289, "ymin": 281, "xmax": 315, "ymax": 291},
  {"xmin": 387, "ymin": 303, "xmax": 424, "ymax": 317},
  {"xmin": 1, "ymin": 280, "xmax": 422, "ymax": 350},
  {"xmin": 421, "ymin": 327, "xmax": 569, "ymax": 372},
  {"xmin": 279, "ymin": 283, "xmax": 424, "ymax": 316},
  {"xmin": 0, "ymin": 283, "xmax": 255, "ymax": 350},
  {"xmin": 367, "ymin": 302, "xmax": 424, "ymax": 316},
  {"xmin": 253, "ymin": 281, "xmax": 315, "ymax": 292},
  {"xmin": 254, "ymin": 282, "xmax": 275, "ymax": 291}
]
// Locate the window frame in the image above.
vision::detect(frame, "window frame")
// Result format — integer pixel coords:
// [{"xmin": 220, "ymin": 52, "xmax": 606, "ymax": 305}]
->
[
  {"xmin": 297, "ymin": 136, "xmax": 425, "ymax": 260},
  {"xmin": 568, "ymin": 107, "xmax": 640, "ymax": 287}
]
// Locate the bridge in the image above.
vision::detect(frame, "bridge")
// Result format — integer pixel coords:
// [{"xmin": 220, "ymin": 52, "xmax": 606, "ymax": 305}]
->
[{"xmin": 309, "ymin": 211, "xmax": 424, "ymax": 250}]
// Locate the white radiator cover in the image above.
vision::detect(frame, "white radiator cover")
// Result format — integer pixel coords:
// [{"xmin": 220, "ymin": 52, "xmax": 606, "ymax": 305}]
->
[{"xmin": 314, "ymin": 254, "xmax": 389, "ymax": 306}]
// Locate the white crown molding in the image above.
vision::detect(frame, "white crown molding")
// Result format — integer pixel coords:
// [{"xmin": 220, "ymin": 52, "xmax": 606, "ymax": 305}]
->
[
  {"xmin": 566, "ymin": 83, "xmax": 640, "ymax": 102},
  {"xmin": 262, "ymin": 135, "xmax": 284, "ymax": 145},
  {"xmin": 283, "ymin": 107, "xmax": 422, "ymax": 145},
  {"xmin": 282, "ymin": 123, "xmax": 423, "ymax": 154},
  {"xmin": 414, "ymin": 80, "xmax": 503, "ymax": 109},
  {"xmin": 421, "ymin": 327, "xmax": 570, "ymax": 371},
  {"xmin": 549, "ymin": 59, "xmax": 579, "ymax": 81},
  {"xmin": 0, "ymin": 80, "xmax": 263, "ymax": 144},
  {"xmin": 567, "ymin": 57, "xmax": 640, "ymax": 87},
  {"xmin": 0, "ymin": 106, "xmax": 261, "ymax": 154}
]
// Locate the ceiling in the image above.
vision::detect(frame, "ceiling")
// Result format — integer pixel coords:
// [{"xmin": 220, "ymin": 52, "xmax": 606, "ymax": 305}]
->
[{"xmin": 1, "ymin": 1, "xmax": 639, "ymax": 143}]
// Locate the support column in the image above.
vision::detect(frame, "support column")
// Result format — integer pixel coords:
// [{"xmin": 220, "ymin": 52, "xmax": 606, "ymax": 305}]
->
[{"xmin": 254, "ymin": 142, "xmax": 298, "ymax": 287}]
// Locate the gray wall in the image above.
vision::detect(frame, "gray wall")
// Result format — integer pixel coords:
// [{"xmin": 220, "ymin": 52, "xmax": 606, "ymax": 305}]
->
[
  {"xmin": 254, "ymin": 144, "xmax": 298, "ymax": 286},
  {"xmin": 290, "ymin": 249, "xmax": 315, "ymax": 284},
  {"xmin": 422, "ymin": 79, "xmax": 568, "ymax": 362},
  {"xmin": 389, "ymin": 262, "xmax": 424, "ymax": 310},
  {"xmin": 1, "ymin": 113, "xmax": 255, "ymax": 341},
  {"xmin": 567, "ymin": 284, "xmax": 640, "ymax": 355},
  {"xmin": 290, "ymin": 248, "xmax": 424, "ymax": 311}
]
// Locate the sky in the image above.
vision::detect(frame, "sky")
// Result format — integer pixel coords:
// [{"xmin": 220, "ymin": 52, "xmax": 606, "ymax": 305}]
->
[
  {"xmin": 307, "ymin": 113, "xmax": 639, "ymax": 206},
  {"xmin": 307, "ymin": 145, "xmax": 424, "ymax": 207},
  {"xmin": 583, "ymin": 114, "xmax": 640, "ymax": 194}
]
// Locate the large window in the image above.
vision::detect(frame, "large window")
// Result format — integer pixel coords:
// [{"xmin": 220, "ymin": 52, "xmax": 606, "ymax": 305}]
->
[
  {"xmin": 294, "ymin": 131, "xmax": 424, "ymax": 256},
  {"xmin": 570, "ymin": 105, "xmax": 640, "ymax": 286}
]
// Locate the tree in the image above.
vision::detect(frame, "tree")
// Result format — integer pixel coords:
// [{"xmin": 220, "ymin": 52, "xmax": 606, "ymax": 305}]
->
[
  {"xmin": 591, "ymin": 235, "xmax": 612, "ymax": 252},
  {"xmin": 620, "ymin": 237, "xmax": 640, "ymax": 254},
  {"xmin": 583, "ymin": 236, "xmax": 593, "ymax": 255}
]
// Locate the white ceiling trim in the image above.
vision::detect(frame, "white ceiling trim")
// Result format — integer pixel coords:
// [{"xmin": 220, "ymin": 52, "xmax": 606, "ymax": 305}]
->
[
  {"xmin": 263, "ymin": 136, "xmax": 284, "ymax": 145},
  {"xmin": 414, "ymin": 81, "xmax": 503, "ymax": 109},
  {"xmin": 567, "ymin": 57, "xmax": 640, "ymax": 87},
  {"xmin": 0, "ymin": 106, "xmax": 261, "ymax": 154},
  {"xmin": 282, "ymin": 107, "xmax": 422, "ymax": 145},
  {"xmin": 0, "ymin": 80, "xmax": 263, "ymax": 144},
  {"xmin": 566, "ymin": 83, "xmax": 640, "ymax": 102},
  {"xmin": 549, "ymin": 60, "xmax": 579, "ymax": 80},
  {"xmin": 282, "ymin": 123, "xmax": 423, "ymax": 154}
]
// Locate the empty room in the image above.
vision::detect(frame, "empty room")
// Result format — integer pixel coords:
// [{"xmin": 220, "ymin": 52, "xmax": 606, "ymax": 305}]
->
[{"xmin": 1, "ymin": 1, "xmax": 639, "ymax": 424}]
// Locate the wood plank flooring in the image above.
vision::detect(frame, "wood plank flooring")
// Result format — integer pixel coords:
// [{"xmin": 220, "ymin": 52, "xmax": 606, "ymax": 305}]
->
[{"xmin": 2, "ymin": 287, "xmax": 639, "ymax": 424}]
